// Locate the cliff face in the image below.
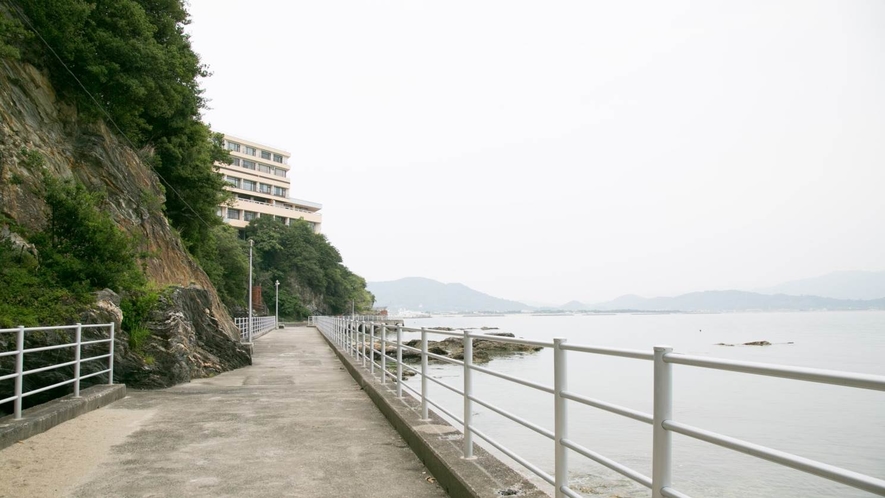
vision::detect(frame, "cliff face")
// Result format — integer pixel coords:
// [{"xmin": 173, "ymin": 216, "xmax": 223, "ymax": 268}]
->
[{"xmin": 0, "ymin": 59, "xmax": 250, "ymax": 389}]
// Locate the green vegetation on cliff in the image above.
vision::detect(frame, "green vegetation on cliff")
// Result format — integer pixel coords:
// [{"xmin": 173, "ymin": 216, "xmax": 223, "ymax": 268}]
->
[
  {"xmin": 0, "ymin": 0, "xmax": 372, "ymax": 324},
  {"xmin": 0, "ymin": 174, "xmax": 147, "ymax": 327},
  {"xmin": 1, "ymin": 0, "xmax": 228, "ymax": 255},
  {"xmin": 207, "ymin": 218, "xmax": 374, "ymax": 320}
]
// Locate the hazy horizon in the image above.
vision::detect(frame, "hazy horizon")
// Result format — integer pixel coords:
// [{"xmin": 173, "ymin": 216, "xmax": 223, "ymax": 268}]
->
[{"xmin": 187, "ymin": 1, "xmax": 885, "ymax": 304}]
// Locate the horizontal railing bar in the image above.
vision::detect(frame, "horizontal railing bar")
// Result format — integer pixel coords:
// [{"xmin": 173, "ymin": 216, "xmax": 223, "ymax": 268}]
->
[
  {"xmin": 561, "ymin": 438, "xmax": 652, "ymax": 488},
  {"xmin": 0, "ymin": 324, "xmax": 112, "ymax": 333},
  {"xmin": 661, "ymin": 486, "xmax": 694, "ymax": 498},
  {"xmin": 0, "ymin": 372, "xmax": 18, "ymax": 381},
  {"xmin": 79, "ymin": 338, "xmax": 112, "ymax": 346},
  {"xmin": 469, "ymin": 334, "xmax": 554, "ymax": 349},
  {"xmin": 562, "ymin": 343, "xmax": 653, "ymax": 360},
  {"xmin": 425, "ymin": 375, "xmax": 465, "ymax": 397},
  {"xmin": 561, "ymin": 390, "xmax": 653, "ymax": 425},
  {"xmin": 0, "ymin": 350, "xmax": 18, "ymax": 358},
  {"xmin": 0, "ymin": 395, "xmax": 17, "ymax": 405},
  {"xmin": 471, "ymin": 425, "xmax": 555, "ymax": 486},
  {"xmin": 79, "ymin": 368, "xmax": 111, "ymax": 381},
  {"xmin": 80, "ymin": 353, "xmax": 113, "ymax": 363},
  {"xmin": 21, "ymin": 377, "xmax": 76, "ymax": 397},
  {"xmin": 425, "ymin": 351, "xmax": 465, "ymax": 366},
  {"xmin": 664, "ymin": 420, "xmax": 885, "ymax": 495},
  {"xmin": 424, "ymin": 328, "xmax": 463, "ymax": 337},
  {"xmin": 23, "ymin": 343, "xmax": 75, "ymax": 354},
  {"xmin": 561, "ymin": 486, "xmax": 584, "ymax": 498},
  {"xmin": 23, "ymin": 360, "xmax": 77, "ymax": 376},
  {"xmin": 401, "ymin": 344, "xmax": 421, "ymax": 353},
  {"xmin": 664, "ymin": 353, "xmax": 885, "ymax": 391},
  {"xmin": 424, "ymin": 395, "xmax": 464, "ymax": 426},
  {"xmin": 402, "ymin": 363, "xmax": 420, "ymax": 375},
  {"xmin": 468, "ymin": 394, "xmax": 554, "ymax": 440},
  {"xmin": 469, "ymin": 364, "xmax": 555, "ymax": 394}
]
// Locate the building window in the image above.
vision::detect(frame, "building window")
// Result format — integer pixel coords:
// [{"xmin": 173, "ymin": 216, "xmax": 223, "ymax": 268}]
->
[
  {"xmin": 274, "ymin": 168, "xmax": 286, "ymax": 177},
  {"xmin": 244, "ymin": 211, "xmax": 258, "ymax": 221},
  {"xmin": 229, "ymin": 157, "xmax": 240, "ymax": 166},
  {"xmin": 226, "ymin": 141, "xmax": 240, "ymax": 152},
  {"xmin": 242, "ymin": 160, "xmax": 255, "ymax": 170},
  {"xmin": 226, "ymin": 208, "xmax": 241, "ymax": 220},
  {"xmin": 242, "ymin": 179, "xmax": 256, "ymax": 191},
  {"xmin": 216, "ymin": 207, "xmax": 223, "ymax": 217},
  {"xmin": 259, "ymin": 183, "xmax": 272, "ymax": 194},
  {"xmin": 224, "ymin": 176, "xmax": 240, "ymax": 188},
  {"xmin": 244, "ymin": 146, "xmax": 256, "ymax": 156},
  {"xmin": 260, "ymin": 150, "xmax": 271, "ymax": 160},
  {"xmin": 258, "ymin": 163, "xmax": 272, "ymax": 174},
  {"xmin": 272, "ymin": 154, "xmax": 284, "ymax": 163},
  {"xmin": 273, "ymin": 186, "xmax": 287, "ymax": 197}
]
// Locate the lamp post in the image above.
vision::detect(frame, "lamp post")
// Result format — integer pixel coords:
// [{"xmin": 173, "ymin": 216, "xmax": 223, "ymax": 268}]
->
[
  {"xmin": 275, "ymin": 279, "xmax": 280, "ymax": 328},
  {"xmin": 248, "ymin": 239, "xmax": 253, "ymax": 343}
]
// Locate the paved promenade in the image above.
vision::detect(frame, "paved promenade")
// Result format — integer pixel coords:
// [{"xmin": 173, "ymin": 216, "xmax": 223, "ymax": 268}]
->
[{"xmin": 0, "ymin": 326, "xmax": 448, "ymax": 498}]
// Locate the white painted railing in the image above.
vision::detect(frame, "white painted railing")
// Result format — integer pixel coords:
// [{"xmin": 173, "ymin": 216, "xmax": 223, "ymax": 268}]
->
[
  {"xmin": 0, "ymin": 323, "xmax": 115, "ymax": 420},
  {"xmin": 311, "ymin": 316, "xmax": 885, "ymax": 498},
  {"xmin": 235, "ymin": 316, "xmax": 277, "ymax": 342}
]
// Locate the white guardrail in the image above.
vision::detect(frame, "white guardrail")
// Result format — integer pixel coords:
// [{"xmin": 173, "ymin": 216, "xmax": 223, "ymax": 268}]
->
[
  {"xmin": 0, "ymin": 323, "xmax": 115, "ymax": 420},
  {"xmin": 309, "ymin": 316, "xmax": 885, "ymax": 498},
  {"xmin": 235, "ymin": 316, "xmax": 277, "ymax": 342}
]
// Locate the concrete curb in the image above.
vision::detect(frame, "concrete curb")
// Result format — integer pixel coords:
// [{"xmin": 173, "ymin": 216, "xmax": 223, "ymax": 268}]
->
[
  {"xmin": 0, "ymin": 384, "xmax": 126, "ymax": 450},
  {"xmin": 318, "ymin": 329, "xmax": 547, "ymax": 498}
]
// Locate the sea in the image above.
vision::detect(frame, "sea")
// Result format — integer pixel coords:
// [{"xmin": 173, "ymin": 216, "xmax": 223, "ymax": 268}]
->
[{"xmin": 399, "ymin": 311, "xmax": 885, "ymax": 498}]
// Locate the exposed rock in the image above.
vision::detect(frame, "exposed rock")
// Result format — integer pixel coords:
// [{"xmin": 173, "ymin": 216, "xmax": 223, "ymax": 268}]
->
[
  {"xmin": 0, "ymin": 58, "xmax": 250, "ymax": 408},
  {"xmin": 743, "ymin": 340, "xmax": 772, "ymax": 346},
  {"xmin": 397, "ymin": 332, "xmax": 542, "ymax": 364},
  {"xmin": 116, "ymin": 287, "xmax": 251, "ymax": 389}
]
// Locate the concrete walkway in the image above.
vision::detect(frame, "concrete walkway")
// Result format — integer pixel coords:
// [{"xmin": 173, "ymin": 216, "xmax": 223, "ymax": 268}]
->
[{"xmin": 0, "ymin": 326, "xmax": 448, "ymax": 498}]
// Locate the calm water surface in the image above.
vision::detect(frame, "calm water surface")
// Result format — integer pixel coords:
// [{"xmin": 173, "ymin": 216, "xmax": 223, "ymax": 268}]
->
[{"xmin": 401, "ymin": 311, "xmax": 885, "ymax": 498}]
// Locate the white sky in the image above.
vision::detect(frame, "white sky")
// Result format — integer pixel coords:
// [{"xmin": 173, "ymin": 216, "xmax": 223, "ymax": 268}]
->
[{"xmin": 187, "ymin": 0, "xmax": 885, "ymax": 305}]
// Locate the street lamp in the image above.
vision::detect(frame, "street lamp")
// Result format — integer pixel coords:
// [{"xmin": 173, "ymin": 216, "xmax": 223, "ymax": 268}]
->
[
  {"xmin": 275, "ymin": 279, "xmax": 280, "ymax": 328},
  {"xmin": 248, "ymin": 239, "xmax": 253, "ymax": 343}
]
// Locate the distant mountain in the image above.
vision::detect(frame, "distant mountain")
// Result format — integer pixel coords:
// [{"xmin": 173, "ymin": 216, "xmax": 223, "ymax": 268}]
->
[
  {"xmin": 368, "ymin": 277, "xmax": 530, "ymax": 312},
  {"xmin": 590, "ymin": 290, "xmax": 885, "ymax": 312},
  {"xmin": 756, "ymin": 270, "xmax": 885, "ymax": 300},
  {"xmin": 559, "ymin": 300, "xmax": 590, "ymax": 311}
]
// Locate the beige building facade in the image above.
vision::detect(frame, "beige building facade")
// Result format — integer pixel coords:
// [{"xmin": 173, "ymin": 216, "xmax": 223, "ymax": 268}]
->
[{"xmin": 216, "ymin": 134, "xmax": 322, "ymax": 231}]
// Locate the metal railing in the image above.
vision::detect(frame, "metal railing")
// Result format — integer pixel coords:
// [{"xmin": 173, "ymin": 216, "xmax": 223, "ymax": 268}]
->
[
  {"xmin": 235, "ymin": 316, "xmax": 277, "ymax": 342},
  {"xmin": 311, "ymin": 316, "xmax": 885, "ymax": 498},
  {"xmin": 0, "ymin": 323, "xmax": 115, "ymax": 420}
]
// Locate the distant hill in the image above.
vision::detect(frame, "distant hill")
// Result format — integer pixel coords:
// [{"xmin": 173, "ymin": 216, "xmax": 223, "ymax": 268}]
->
[
  {"xmin": 590, "ymin": 290, "xmax": 885, "ymax": 312},
  {"xmin": 368, "ymin": 277, "xmax": 529, "ymax": 312},
  {"xmin": 559, "ymin": 300, "xmax": 590, "ymax": 311},
  {"xmin": 756, "ymin": 270, "xmax": 885, "ymax": 300}
]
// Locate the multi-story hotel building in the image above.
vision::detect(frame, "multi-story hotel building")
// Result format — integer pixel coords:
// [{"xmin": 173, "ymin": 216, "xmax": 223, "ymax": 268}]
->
[{"xmin": 216, "ymin": 135, "xmax": 322, "ymax": 232}]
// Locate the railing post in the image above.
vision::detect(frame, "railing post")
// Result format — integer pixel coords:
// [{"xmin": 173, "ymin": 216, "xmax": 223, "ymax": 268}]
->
[
  {"xmin": 14, "ymin": 325, "xmax": 24, "ymax": 419},
  {"xmin": 73, "ymin": 323, "xmax": 82, "ymax": 398},
  {"xmin": 108, "ymin": 322, "xmax": 115, "ymax": 385},
  {"xmin": 381, "ymin": 323, "xmax": 387, "ymax": 384},
  {"xmin": 652, "ymin": 345, "xmax": 674, "ymax": 498},
  {"xmin": 554, "ymin": 337, "xmax": 568, "ymax": 498},
  {"xmin": 420, "ymin": 327, "xmax": 429, "ymax": 420},
  {"xmin": 370, "ymin": 322, "xmax": 376, "ymax": 375},
  {"xmin": 463, "ymin": 330, "xmax": 475, "ymax": 459},
  {"xmin": 361, "ymin": 322, "xmax": 367, "ymax": 366},
  {"xmin": 396, "ymin": 325, "xmax": 403, "ymax": 398}
]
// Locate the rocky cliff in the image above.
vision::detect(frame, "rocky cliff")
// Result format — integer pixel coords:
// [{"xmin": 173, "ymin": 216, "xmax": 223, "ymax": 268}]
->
[{"xmin": 0, "ymin": 58, "xmax": 250, "ymax": 393}]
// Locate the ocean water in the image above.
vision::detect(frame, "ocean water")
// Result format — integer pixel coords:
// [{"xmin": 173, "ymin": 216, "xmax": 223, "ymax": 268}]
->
[{"xmin": 400, "ymin": 311, "xmax": 885, "ymax": 498}]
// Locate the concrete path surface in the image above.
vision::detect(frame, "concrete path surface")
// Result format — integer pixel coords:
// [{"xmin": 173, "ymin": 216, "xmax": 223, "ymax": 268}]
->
[{"xmin": 0, "ymin": 326, "xmax": 448, "ymax": 498}]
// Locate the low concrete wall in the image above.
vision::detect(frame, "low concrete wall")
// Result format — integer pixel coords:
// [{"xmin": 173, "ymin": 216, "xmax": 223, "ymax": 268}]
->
[
  {"xmin": 0, "ymin": 384, "xmax": 126, "ymax": 450},
  {"xmin": 319, "ymin": 329, "xmax": 547, "ymax": 498}
]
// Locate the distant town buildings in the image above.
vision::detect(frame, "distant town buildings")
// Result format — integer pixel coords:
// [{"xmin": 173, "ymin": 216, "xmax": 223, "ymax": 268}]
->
[{"xmin": 216, "ymin": 134, "xmax": 322, "ymax": 232}]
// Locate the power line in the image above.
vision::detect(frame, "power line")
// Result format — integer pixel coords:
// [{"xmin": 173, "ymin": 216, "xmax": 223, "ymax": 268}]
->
[{"xmin": 7, "ymin": 2, "xmax": 217, "ymax": 230}]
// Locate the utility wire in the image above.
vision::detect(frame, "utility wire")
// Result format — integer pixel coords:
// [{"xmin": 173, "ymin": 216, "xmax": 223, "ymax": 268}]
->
[{"xmin": 7, "ymin": 2, "xmax": 216, "ymax": 230}]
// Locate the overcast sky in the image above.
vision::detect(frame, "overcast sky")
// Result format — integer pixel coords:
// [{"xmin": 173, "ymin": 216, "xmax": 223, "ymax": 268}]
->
[{"xmin": 187, "ymin": 0, "xmax": 885, "ymax": 305}]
